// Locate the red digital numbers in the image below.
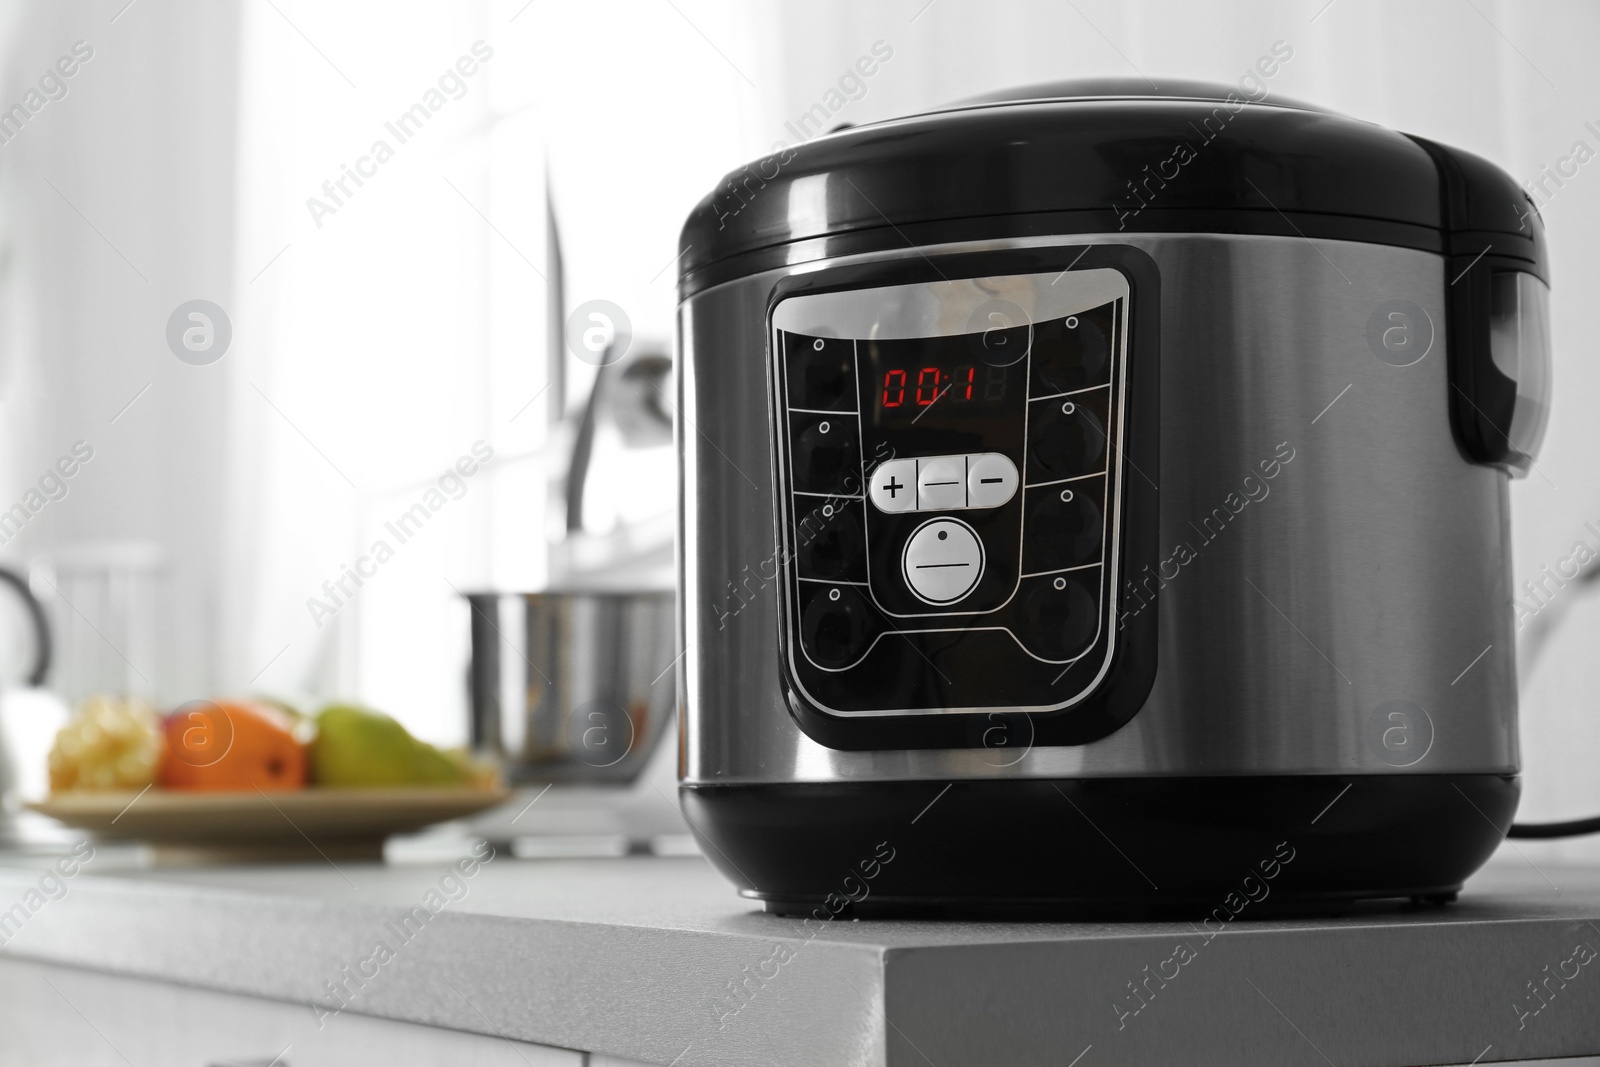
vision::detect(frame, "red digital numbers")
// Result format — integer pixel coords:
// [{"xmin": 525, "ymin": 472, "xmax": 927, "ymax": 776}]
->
[
  {"xmin": 881, "ymin": 365, "xmax": 984, "ymax": 410},
  {"xmin": 882, "ymin": 369, "xmax": 906, "ymax": 408}
]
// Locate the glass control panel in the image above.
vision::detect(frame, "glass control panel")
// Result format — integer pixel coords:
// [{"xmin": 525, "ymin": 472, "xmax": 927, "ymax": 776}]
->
[{"xmin": 771, "ymin": 267, "xmax": 1131, "ymax": 716}]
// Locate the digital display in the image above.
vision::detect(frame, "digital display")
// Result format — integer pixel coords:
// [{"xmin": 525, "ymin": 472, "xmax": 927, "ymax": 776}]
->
[{"xmin": 872, "ymin": 360, "xmax": 1011, "ymax": 415}]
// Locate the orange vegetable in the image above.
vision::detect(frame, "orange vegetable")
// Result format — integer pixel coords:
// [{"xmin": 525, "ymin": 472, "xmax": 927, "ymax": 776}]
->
[{"xmin": 158, "ymin": 699, "xmax": 307, "ymax": 792}]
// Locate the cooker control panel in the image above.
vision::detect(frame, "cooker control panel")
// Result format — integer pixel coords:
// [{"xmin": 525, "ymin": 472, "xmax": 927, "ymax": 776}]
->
[{"xmin": 770, "ymin": 267, "xmax": 1132, "ymax": 717}]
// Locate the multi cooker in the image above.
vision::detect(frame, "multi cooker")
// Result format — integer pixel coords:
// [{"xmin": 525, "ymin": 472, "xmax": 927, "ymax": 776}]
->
[{"xmin": 675, "ymin": 79, "xmax": 1550, "ymax": 913}]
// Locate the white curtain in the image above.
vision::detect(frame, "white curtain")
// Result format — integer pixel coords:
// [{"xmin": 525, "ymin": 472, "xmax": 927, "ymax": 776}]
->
[{"xmin": 226, "ymin": 0, "xmax": 770, "ymax": 742}]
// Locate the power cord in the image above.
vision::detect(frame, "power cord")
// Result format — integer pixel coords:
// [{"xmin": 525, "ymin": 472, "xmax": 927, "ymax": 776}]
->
[
  {"xmin": 1509, "ymin": 555, "xmax": 1600, "ymax": 837},
  {"xmin": 1509, "ymin": 816, "xmax": 1600, "ymax": 839}
]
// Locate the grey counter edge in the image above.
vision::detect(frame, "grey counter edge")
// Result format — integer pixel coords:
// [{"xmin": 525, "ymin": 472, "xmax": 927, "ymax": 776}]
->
[{"xmin": 4, "ymin": 860, "xmax": 1600, "ymax": 1066}]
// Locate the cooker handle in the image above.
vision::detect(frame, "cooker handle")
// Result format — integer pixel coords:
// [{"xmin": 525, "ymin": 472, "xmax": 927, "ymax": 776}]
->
[
  {"xmin": 1407, "ymin": 135, "xmax": 1551, "ymax": 476},
  {"xmin": 1443, "ymin": 258, "xmax": 1551, "ymax": 475}
]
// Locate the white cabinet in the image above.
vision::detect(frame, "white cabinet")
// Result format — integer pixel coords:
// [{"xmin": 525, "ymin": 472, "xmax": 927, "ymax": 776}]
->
[{"xmin": 0, "ymin": 957, "xmax": 588, "ymax": 1067}]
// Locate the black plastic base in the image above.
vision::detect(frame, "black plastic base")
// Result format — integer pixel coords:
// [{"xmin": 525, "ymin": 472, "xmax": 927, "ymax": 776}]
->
[{"xmin": 680, "ymin": 774, "xmax": 1518, "ymax": 919}]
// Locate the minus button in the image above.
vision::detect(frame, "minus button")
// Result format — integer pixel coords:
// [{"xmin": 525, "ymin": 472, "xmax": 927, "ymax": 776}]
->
[{"xmin": 966, "ymin": 453, "xmax": 1020, "ymax": 508}]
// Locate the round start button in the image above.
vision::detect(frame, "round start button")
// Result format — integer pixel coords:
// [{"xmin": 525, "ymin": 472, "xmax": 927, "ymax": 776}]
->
[{"xmin": 901, "ymin": 517, "xmax": 985, "ymax": 605}]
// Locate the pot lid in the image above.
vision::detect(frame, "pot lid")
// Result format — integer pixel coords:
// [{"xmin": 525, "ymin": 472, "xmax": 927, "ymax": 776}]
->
[
  {"xmin": 678, "ymin": 77, "xmax": 1543, "ymax": 296},
  {"xmin": 949, "ymin": 76, "xmax": 1326, "ymax": 113}
]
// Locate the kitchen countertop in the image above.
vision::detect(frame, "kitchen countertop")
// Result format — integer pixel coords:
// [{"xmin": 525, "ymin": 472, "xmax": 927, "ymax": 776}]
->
[{"xmin": 1, "ymin": 839, "xmax": 1599, "ymax": 1066}]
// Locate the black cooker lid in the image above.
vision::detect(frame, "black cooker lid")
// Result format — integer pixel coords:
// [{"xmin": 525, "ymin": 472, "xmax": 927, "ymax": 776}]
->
[{"xmin": 677, "ymin": 78, "xmax": 1544, "ymax": 297}]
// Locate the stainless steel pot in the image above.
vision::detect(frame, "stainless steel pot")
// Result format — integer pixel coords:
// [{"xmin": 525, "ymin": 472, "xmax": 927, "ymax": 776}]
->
[
  {"xmin": 465, "ymin": 590, "xmax": 675, "ymax": 785},
  {"xmin": 463, "ymin": 295, "xmax": 679, "ymax": 786}
]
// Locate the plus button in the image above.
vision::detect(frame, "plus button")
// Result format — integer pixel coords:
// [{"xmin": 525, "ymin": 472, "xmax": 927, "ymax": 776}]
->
[{"xmin": 867, "ymin": 458, "xmax": 917, "ymax": 513}]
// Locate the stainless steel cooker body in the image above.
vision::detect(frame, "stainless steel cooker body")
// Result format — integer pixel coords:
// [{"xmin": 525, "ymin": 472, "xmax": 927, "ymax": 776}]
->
[
  {"xmin": 680, "ymin": 233, "xmax": 1516, "ymax": 789},
  {"xmin": 672, "ymin": 81, "xmax": 1545, "ymax": 910}
]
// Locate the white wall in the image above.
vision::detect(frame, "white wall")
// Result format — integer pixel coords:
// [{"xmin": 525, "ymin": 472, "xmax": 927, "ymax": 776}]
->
[{"xmin": 0, "ymin": 0, "xmax": 240, "ymax": 704}]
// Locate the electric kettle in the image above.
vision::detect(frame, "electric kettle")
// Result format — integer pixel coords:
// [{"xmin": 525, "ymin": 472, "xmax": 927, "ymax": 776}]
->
[
  {"xmin": 675, "ymin": 79, "xmax": 1550, "ymax": 914},
  {"xmin": 0, "ymin": 565, "xmax": 65, "ymax": 819}
]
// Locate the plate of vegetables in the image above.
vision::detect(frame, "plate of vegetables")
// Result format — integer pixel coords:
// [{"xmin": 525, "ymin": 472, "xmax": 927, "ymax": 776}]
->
[{"xmin": 29, "ymin": 696, "xmax": 509, "ymax": 862}]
